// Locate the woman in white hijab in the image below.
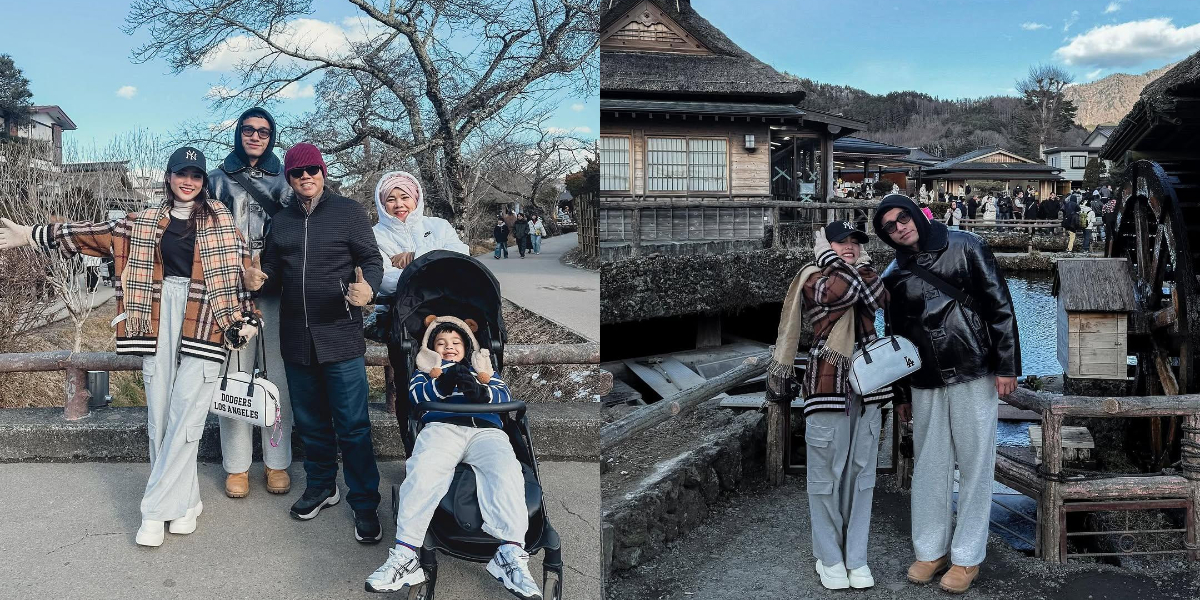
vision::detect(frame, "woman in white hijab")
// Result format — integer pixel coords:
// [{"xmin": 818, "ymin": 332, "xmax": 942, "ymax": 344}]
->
[{"xmin": 372, "ymin": 170, "xmax": 469, "ymax": 296}]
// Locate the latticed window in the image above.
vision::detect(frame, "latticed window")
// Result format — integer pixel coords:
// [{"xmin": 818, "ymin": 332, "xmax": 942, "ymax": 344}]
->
[
  {"xmin": 599, "ymin": 136, "xmax": 631, "ymax": 191},
  {"xmin": 689, "ymin": 138, "xmax": 727, "ymax": 191},
  {"xmin": 609, "ymin": 21, "xmax": 686, "ymax": 44},
  {"xmin": 646, "ymin": 137, "xmax": 727, "ymax": 192}
]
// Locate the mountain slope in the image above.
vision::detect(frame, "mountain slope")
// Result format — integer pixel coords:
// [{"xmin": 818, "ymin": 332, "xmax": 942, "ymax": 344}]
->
[{"xmin": 1064, "ymin": 63, "xmax": 1176, "ymax": 129}]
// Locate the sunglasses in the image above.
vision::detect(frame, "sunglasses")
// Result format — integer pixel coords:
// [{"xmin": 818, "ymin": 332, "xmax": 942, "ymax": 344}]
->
[
  {"xmin": 881, "ymin": 210, "xmax": 913, "ymax": 234},
  {"xmin": 240, "ymin": 126, "xmax": 272, "ymax": 139},
  {"xmin": 288, "ymin": 165, "xmax": 322, "ymax": 179}
]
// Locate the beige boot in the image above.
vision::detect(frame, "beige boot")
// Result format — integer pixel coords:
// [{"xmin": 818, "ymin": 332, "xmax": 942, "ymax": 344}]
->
[
  {"xmin": 939, "ymin": 564, "xmax": 980, "ymax": 594},
  {"xmin": 906, "ymin": 555, "xmax": 949, "ymax": 584},
  {"xmin": 225, "ymin": 471, "xmax": 249, "ymax": 498},
  {"xmin": 265, "ymin": 467, "xmax": 291, "ymax": 494}
]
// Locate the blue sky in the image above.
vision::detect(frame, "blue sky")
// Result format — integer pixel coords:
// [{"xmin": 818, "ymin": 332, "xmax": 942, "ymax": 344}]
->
[
  {"xmin": 4, "ymin": 1, "xmax": 596, "ymax": 154},
  {"xmin": 693, "ymin": 0, "xmax": 1200, "ymax": 98}
]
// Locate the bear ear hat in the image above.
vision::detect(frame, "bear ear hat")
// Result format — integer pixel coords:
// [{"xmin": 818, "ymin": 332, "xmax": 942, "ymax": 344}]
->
[
  {"xmin": 424, "ymin": 314, "xmax": 438, "ymax": 327},
  {"xmin": 463, "ymin": 318, "xmax": 479, "ymax": 332}
]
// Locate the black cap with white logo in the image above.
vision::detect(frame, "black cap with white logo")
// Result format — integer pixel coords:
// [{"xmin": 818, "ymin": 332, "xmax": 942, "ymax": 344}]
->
[
  {"xmin": 167, "ymin": 146, "xmax": 207, "ymax": 174},
  {"xmin": 823, "ymin": 220, "xmax": 870, "ymax": 244}
]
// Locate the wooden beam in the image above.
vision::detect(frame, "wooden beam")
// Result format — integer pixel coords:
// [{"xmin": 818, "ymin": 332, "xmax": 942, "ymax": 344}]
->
[
  {"xmin": 600, "ymin": 352, "xmax": 769, "ymax": 451},
  {"xmin": 1004, "ymin": 387, "xmax": 1200, "ymax": 417},
  {"xmin": 1039, "ymin": 411, "xmax": 1064, "ymax": 562}
]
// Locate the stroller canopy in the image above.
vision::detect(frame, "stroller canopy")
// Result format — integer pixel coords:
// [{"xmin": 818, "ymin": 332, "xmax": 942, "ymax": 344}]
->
[{"xmin": 388, "ymin": 250, "xmax": 506, "ymax": 349}]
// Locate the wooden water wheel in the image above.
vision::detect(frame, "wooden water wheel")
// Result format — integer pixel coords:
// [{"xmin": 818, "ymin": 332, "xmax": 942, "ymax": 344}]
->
[{"xmin": 1107, "ymin": 159, "xmax": 1200, "ymax": 466}]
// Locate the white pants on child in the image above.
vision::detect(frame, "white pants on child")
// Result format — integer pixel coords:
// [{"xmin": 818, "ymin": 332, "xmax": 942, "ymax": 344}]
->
[{"xmin": 394, "ymin": 422, "xmax": 527, "ymax": 547}]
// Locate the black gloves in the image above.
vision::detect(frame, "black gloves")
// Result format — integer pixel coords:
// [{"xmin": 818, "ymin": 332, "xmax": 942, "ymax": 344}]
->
[
  {"xmin": 765, "ymin": 370, "xmax": 799, "ymax": 404},
  {"xmin": 433, "ymin": 363, "xmax": 459, "ymax": 396},
  {"xmin": 454, "ymin": 364, "xmax": 491, "ymax": 404}
]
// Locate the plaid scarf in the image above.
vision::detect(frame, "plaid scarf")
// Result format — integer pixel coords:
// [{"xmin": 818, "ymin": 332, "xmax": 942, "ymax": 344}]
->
[{"xmin": 123, "ymin": 201, "xmax": 244, "ymax": 336}]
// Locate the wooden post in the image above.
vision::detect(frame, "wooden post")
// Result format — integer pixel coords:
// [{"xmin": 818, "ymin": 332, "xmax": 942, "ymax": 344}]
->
[
  {"xmin": 772, "ymin": 205, "xmax": 781, "ymax": 248},
  {"xmin": 766, "ymin": 400, "xmax": 788, "ymax": 486},
  {"xmin": 1039, "ymin": 410, "xmax": 1064, "ymax": 562},
  {"xmin": 384, "ymin": 365, "xmax": 396, "ymax": 414},
  {"xmin": 64, "ymin": 366, "xmax": 90, "ymax": 421},
  {"xmin": 1187, "ymin": 413, "xmax": 1200, "ymax": 561},
  {"xmin": 631, "ymin": 207, "xmax": 642, "ymax": 258},
  {"xmin": 696, "ymin": 314, "xmax": 722, "ymax": 349}
]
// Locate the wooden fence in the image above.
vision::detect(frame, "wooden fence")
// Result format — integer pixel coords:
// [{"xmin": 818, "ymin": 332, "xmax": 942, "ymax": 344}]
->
[
  {"xmin": 575, "ymin": 192, "xmax": 598, "ymax": 259},
  {"xmin": 957, "ymin": 219, "xmax": 1067, "ymax": 252}
]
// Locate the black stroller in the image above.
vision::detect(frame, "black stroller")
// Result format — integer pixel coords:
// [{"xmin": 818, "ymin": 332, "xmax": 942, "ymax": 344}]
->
[{"xmin": 385, "ymin": 250, "xmax": 563, "ymax": 600}]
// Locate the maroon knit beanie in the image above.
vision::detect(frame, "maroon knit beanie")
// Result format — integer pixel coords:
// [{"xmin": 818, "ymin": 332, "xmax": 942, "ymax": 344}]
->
[{"xmin": 283, "ymin": 143, "xmax": 327, "ymax": 177}]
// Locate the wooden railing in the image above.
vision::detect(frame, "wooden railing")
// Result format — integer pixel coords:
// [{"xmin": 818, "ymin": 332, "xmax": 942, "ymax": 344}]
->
[
  {"xmin": 994, "ymin": 388, "xmax": 1200, "ymax": 563},
  {"xmin": 955, "ymin": 219, "xmax": 1066, "ymax": 252},
  {"xmin": 0, "ymin": 342, "xmax": 601, "ymax": 420}
]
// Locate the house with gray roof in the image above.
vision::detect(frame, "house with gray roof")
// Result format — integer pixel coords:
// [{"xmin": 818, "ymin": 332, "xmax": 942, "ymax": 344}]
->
[{"xmin": 921, "ymin": 146, "xmax": 1062, "ymax": 199}]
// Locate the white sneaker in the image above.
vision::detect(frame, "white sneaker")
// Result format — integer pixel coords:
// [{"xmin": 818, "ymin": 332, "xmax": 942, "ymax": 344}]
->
[
  {"xmin": 849, "ymin": 565, "xmax": 874, "ymax": 588},
  {"xmin": 815, "ymin": 559, "xmax": 850, "ymax": 590},
  {"xmin": 365, "ymin": 546, "xmax": 425, "ymax": 593},
  {"xmin": 168, "ymin": 501, "xmax": 204, "ymax": 535},
  {"xmin": 135, "ymin": 520, "xmax": 165, "ymax": 547},
  {"xmin": 487, "ymin": 544, "xmax": 542, "ymax": 600}
]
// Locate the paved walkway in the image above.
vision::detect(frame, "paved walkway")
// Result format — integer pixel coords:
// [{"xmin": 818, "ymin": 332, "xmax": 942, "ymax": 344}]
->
[
  {"xmin": 0, "ymin": 460, "xmax": 600, "ymax": 600},
  {"xmin": 478, "ymin": 234, "xmax": 599, "ymax": 343}
]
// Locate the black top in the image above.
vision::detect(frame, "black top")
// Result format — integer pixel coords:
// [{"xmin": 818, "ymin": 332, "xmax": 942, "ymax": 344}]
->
[
  {"xmin": 260, "ymin": 190, "xmax": 384, "ymax": 365},
  {"xmin": 161, "ymin": 216, "xmax": 195, "ymax": 278}
]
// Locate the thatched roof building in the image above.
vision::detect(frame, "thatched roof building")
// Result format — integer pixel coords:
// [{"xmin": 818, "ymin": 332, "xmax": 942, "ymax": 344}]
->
[
  {"xmin": 601, "ymin": 0, "xmax": 805, "ymax": 101},
  {"xmin": 1100, "ymin": 48, "xmax": 1200, "ymax": 166}
]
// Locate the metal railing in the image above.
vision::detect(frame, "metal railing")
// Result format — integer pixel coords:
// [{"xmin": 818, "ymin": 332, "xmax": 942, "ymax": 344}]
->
[{"xmin": 0, "ymin": 342, "xmax": 601, "ymax": 420}]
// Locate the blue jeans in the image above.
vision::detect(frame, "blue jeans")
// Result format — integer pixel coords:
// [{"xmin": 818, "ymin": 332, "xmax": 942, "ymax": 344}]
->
[
  {"xmin": 531, "ymin": 235, "xmax": 541, "ymax": 253},
  {"xmin": 494, "ymin": 241, "xmax": 508, "ymax": 258},
  {"xmin": 285, "ymin": 355, "xmax": 380, "ymax": 510}
]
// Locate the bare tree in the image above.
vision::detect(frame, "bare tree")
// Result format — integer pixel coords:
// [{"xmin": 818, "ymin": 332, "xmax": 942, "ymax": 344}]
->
[
  {"xmin": 1016, "ymin": 64, "xmax": 1078, "ymax": 157},
  {"xmin": 485, "ymin": 114, "xmax": 590, "ymax": 219},
  {"xmin": 0, "ymin": 131, "xmax": 164, "ymax": 351},
  {"xmin": 125, "ymin": 0, "xmax": 600, "ymax": 222}
]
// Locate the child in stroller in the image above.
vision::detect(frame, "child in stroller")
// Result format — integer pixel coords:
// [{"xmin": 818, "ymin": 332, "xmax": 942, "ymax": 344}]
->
[{"xmin": 366, "ymin": 315, "xmax": 542, "ymax": 599}]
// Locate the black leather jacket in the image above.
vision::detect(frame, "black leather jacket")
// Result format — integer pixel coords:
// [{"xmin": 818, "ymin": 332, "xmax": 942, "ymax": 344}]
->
[{"xmin": 874, "ymin": 195, "xmax": 1021, "ymax": 389}]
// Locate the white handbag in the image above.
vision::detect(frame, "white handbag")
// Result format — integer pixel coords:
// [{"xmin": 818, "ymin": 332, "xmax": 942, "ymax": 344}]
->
[
  {"xmin": 209, "ymin": 330, "xmax": 283, "ymax": 444},
  {"xmin": 848, "ymin": 334, "xmax": 922, "ymax": 396}
]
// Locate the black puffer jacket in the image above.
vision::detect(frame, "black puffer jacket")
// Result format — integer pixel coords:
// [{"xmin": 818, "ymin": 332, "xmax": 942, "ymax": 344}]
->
[{"xmin": 872, "ymin": 194, "xmax": 1021, "ymax": 389}]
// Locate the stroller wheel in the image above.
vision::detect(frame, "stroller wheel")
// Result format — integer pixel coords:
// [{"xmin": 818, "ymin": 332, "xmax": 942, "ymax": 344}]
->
[
  {"xmin": 409, "ymin": 582, "xmax": 429, "ymax": 600},
  {"xmin": 542, "ymin": 567, "xmax": 562, "ymax": 600}
]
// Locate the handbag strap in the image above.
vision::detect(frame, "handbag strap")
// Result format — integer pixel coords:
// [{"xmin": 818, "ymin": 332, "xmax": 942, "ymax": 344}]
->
[
  {"xmin": 903, "ymin": 258, "xmax": 976, "ymax": 310},
  {"xmin": 229, "ymin": 170, "xmax": 282, "ymax": 219}
]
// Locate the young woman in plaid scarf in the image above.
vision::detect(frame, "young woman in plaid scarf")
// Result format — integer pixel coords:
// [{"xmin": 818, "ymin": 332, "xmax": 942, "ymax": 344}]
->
[{"xmin": 0, "ymin": 147, "xmax": 260, "ymax": 548}]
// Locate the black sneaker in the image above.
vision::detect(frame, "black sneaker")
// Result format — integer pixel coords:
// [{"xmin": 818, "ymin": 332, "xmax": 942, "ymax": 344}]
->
[
  {"xmin": 289, "ymin": 486, "xmax": 340, "ymax": 520},
  {"xmin": 354, "ymin": 509, "xmax": 383, "ymax": 543}
]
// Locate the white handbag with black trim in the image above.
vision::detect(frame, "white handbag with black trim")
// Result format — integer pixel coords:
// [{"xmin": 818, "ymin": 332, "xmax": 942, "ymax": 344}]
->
[
  {"xmin": 208, "ymin": 328, "xmax": 283, "ymax": 442},
  {"xmin": 848, "ymin": 334, "xmax": 922, "ymax": 395}
]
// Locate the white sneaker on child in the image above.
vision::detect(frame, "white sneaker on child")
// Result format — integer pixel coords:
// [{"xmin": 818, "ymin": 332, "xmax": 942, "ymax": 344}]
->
[
  {"xmin": 135, "ymin": 520, "xmax": 165, "ymax": 547},
  {"xmin": 487, "ymin": 544, "xmax": 542, "ymax": 600},
  {"xmin": 815, "ymin": 559, "xmax": 850, "ymax": 590},
  {"xmin": 365, "ymin": 546, "xmax": 426, "ymax": 593}
]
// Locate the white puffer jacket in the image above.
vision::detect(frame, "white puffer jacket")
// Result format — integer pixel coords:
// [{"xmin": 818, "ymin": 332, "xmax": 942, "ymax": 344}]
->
[{"xmin": 372, "ymin": 170, "xmax": 470, "ymax": 296}]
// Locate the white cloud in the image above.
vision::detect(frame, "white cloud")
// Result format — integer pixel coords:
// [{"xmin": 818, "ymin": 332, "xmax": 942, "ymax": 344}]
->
[
  {"xmin": 200, "ymin": 17, "xmax": 388, "ymax": 72},
  {"xmin": 116, "ymin": 86, "xmax": 137, "ymax": 99},
  {"xmin": 1104, "ymin": 1, "xmax": 1123, "ymax": 14},
  {"xmin": 1086, "ymin": 68, "xmax": 1104, "ymax": 79},
  {"xmin": 1021, "ymin": 22, "xmax": 1049, "ymax": 31},
  {"xmin": 571, "ymin": 103, "xmax": 585, "ymax": 112},
  {"xmin": 574, "ymin": 126, "xmax": 592, "ymax": 134},
  {"xmin": 276, "ymin": 82, "xmax": 316, "ymax": 99},
  {"xmin": 1064, "ymin": 10, "xmax": 1080, "ymax": 32},
  {"xmin": 207, "ymin": 119, "xmax": 238, "ymax": 133},
  {"xmin": 1055, "ymin": 18, "xmax": 1200, "ymax": 67}
]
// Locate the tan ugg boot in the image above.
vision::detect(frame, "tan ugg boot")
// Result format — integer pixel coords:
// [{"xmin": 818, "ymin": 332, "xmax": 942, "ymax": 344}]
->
[
  {"xmin": 906, "ymin": 555, "xmax": 949, "ymax": 584},
  {"xmin": 225, "ymin": 471, "xmax": 249, "ymax": 498},
  {"xmin": 939, "ymin": 564, "xmax": 980, "ymax": 594},
  {"xmin": 265, "ymin": 467, "xmax": 291, "ymax": 494}
]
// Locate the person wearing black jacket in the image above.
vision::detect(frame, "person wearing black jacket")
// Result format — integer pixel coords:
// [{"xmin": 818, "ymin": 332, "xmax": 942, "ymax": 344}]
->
[
  {"xmin": 1062, "ymin": 194, "xmax": 1082, "ymax": 250},
  {"xmin": 512, "ymin": 213, "xmax": 530, "ymax": 258},
  {"xmin": 208, "ymin": 106, "xmax": 295, "ymax": 499},
  {"xmin": 492, "ymin": 217, "xmax": 510, "ymax": 259},
  {"xmin": 966, "ymin": 195, "xmax": 978, "ymax": 220},
  {"xmin": 872, "ymin": 194, "xmax": 1020, "ymax": 594},
  {"xmin": 245, "ymin": 143, "xmax": 386, "ymax": 544}
]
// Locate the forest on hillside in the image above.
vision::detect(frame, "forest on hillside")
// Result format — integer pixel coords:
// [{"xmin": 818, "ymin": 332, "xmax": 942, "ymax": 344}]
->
[{"xmin": 790, "ymin": 76, "xmax": 1089, "ymax": 160}]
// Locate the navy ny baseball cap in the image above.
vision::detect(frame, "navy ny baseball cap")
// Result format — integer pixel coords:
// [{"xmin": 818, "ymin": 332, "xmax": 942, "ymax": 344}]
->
[{"xmin": 824, "ymin": 220, "xmax": 870, "ymax": 244}]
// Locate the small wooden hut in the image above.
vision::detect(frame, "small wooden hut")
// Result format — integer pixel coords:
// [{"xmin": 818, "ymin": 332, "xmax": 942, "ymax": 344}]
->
[{"xmin": 1053, "ymin": 258, "xmax": 1135, "ymax": 380}]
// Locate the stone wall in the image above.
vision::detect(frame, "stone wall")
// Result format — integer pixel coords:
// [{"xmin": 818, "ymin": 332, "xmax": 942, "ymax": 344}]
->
[{"xmin": 603, "ymin": 410, "xmax": 766, "ymax": 572}]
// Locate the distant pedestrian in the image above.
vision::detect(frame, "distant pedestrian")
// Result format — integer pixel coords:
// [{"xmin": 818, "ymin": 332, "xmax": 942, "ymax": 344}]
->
[
  {"xmin": 493, "ymin": 217, "xmax": 510, "ymax": 259},
  {"xmin": 513, "ymin": 213, "xmax": 530, "ymax": 258},
  {"xmin": 967, "ymin": 195, "xmax": 979, "ymax": 220},
  {"xmin": 529, "ymin": 215, "xmax": 547, "ymax": 255}
]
